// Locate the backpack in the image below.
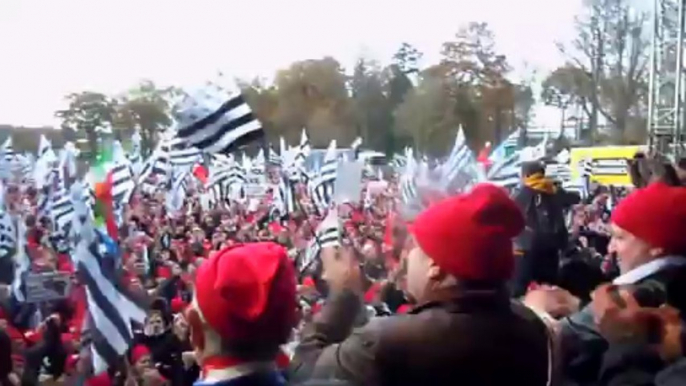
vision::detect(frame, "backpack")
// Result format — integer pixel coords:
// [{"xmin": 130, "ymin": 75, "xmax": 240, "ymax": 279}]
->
[{"xmin": 524, "ymin": 192, "xmax": 567, "ymax": 251}]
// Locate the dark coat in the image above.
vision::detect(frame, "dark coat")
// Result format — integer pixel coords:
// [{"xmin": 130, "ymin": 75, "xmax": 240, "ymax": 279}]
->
[
  {"xmin": 192, "ymin": 371, "xmax": 287, "ymax": 386},
  {"xmin": 512, "ymin": 185, "xmax": 568, "ymax": 253},
  {"xmin": 291, "ymin": 287, "xmax": 551, "ymax": 386},
  {"xmin": 511, "ymin": 185, "xmax": 568, "ymax": 295},
  {"xmin": 135, "ymin": 330, "xmax": 185, "ymax": 386},
  {"xmin": 599, "ymin": 342, "xmax": 686, "ymax": 386},
  {"xmin": 559, "ymin": 262, "xmax": 686, "ymax": 385}
]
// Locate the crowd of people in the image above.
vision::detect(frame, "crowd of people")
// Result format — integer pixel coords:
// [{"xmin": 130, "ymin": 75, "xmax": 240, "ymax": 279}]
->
[{"xmin": 0, "ymin": 152, "xmax": 686, "ymax": 386}]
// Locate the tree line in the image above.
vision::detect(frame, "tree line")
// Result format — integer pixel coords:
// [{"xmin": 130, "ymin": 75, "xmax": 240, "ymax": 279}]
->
[{"xmin": 6, "ymin": 0, "xmax": 652, "ymax": 157}]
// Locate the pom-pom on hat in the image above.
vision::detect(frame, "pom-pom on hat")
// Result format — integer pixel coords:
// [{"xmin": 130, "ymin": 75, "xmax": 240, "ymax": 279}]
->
[
  {"xmin": 193, "ymin": 242, "xmax": 297, "ymax": 345},
  {"xmin": 411, "ymin": 183, "xmax": 524, "ymax": 281},
  {"xmin": 611, "ymin": 182, "xmax": 686, "ymax": 255}
]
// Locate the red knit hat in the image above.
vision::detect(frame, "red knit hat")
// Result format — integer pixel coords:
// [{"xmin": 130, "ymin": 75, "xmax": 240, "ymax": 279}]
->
[
  {"xmin": 156, "ymin": 266, "xmax": 172, "ymax": 280},
  {"xmin": 611, "ymin": 182, "xmax": 686, "ymax": 254},
  {"xmin": 86, "ymin": 372, "xmax": 112, "ymax": 386},
  {"xmin": 130, "ymin": 344, "xmax": 151, "ymax": 364},
  {"xmin": 411, "ymin": 183, "xmax": 524, "ymax": 281},
  {"xmin": 170, "ymin": 297, "xmax": 188, "ymax": 314},
  {"xmin": 193, "ymin": 242, "xmax": 297, "ymax": 344}
]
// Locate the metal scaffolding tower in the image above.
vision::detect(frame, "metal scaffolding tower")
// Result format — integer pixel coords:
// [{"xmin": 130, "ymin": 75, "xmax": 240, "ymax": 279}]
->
[{"xmin": 647, "ymin": 0, "xmax": 686, "ymax": 157}]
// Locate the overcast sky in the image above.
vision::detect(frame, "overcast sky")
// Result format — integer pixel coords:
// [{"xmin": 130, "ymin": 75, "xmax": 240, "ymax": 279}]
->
[{"xmin": 0, "ymin": 0, "xmax": 585, "ymax": 128}]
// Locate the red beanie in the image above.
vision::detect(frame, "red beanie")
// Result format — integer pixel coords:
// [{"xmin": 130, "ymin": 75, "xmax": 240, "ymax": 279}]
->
[
  {"xmin": 411, "ymin": 183, "xmax": 524, "ymax": 281},
  {"xmin": 86, "ymin": 372, "xmax": 112, "ymax": 386},
  {"xmin": 194, "ymin": 242, "xmax": 297, "ymax": 344},
  {"xmin": 156, "ymin": 266, "xmax": 172, "ymax": 280},
  {"xmin": 611, "ymin": 183, "xmax": 686, "ymax": 254},
  {"xmin": 170, "ymin": 297, "xmax": 188, "ymax": 314},
  {"xmin": 131, "ymin": 344, "xmax": 151, "ymax": 364}
]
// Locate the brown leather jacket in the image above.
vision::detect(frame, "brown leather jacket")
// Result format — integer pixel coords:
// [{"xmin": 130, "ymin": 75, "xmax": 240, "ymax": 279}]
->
[{"xmin": 291, "ymin": 287, "xmax": 551, "ymax": 386}]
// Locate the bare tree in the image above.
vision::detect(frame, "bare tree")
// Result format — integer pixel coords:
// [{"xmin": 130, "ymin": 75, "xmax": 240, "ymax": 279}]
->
[{"xmin": 556, "ymin": 0, "xmax": 650, "ymax": 141}]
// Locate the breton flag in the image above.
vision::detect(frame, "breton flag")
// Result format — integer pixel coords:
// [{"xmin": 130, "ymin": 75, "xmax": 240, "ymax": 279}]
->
[
  {"xmin": 76, "ymin": 222, "xmax": 147, "ymax": 373},
  {"xmin": 310, "ymin": 140, "xmax": 338, "ymax": 213},
  {"xmin": 299, "ymin": 209, "xmax": 340, "ymax": 273},
  {"xmin": 174, "ymin": 84, "xmax": 264, "ymax": 155}
]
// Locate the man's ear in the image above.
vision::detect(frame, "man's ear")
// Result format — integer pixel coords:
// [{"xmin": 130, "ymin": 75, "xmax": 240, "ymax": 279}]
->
[
  {"xmin": 648, "ymin": 247, "xmax": 665, "ymax": 259},
  {"xmin": 427, "ymin": 258, "xmax": 447, "ymax": 282}
]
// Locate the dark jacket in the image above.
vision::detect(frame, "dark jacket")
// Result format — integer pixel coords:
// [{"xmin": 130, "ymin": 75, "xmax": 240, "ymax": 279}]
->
[
  {"xmin": 192, "ymin": 371, "xmax": 287, "ymax": 386},
  {"xmin": 291, "ymin": 287, "xmax": 551, "ymax": 386},
  {"xmin": 0, "ymin": 329, "xmax": 12, "ymax": 386},
  {"xmin": 20, "ymin": 317, "xmax": 66, "ymax": 386},
  {"xmin": 134, "ymin": 330, "xmax": 185, "ymax": 386},
  {"xmin": 599, "ymin": 342, "xmax": 686, "ymax": 386},
  {"xmin": 511, "ymin": 184, "xmax": 568, "ymax": 296},
  {"xmin": 513, "ymin": 184, "xmax": 568, "ymax": 253},
  {"xmin": 559, "ymin": 261, "xmax": 686, "ymax": 385}
]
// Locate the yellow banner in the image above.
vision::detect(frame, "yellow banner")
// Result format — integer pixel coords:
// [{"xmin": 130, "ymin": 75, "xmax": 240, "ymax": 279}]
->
[{"xmin": 569, "ymin": 146, "xmax": 644, "ymax": 186}]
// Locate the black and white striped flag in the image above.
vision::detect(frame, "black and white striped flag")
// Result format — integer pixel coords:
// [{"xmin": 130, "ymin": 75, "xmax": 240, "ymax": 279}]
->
[
  {"xmin": 1, "ymin": 137, "xmax": 15, "ymax": 162},
  {"xmin": 162, "ymin": 137, "xmax": 202, "ymax": 169},
  {"xmin": 440, "ymin": 130, "xmax": 472, "ymax": 187},
  {"xmin": 273, "ymin": 174, "xmax": 296, "ymax": 218},
  {"xmin": 391, "ymin": 154, "xmax": 407, "ymax": 171},
  {"xmin": 50, "ymin": 167, "xmax": 75, "ymax": 235},
  {"xmin": 0, "ymin": 211, "xmax": 15, "ymax": 257},
  {"xmin": 166, "ymin": 170, "xmax": 190, "ymax": 214},
  {"xmin": 294, "ymin": 129, "xmax": 310, "ymax": 165},
  {"xmin": 400, "ymin": 173, "xmax": 418, "ymax": 206},
  {"xmin": 11, "ymin": 219, "xmax": 29, "ymax": 302},
  {"xmin": 299, "ymin": 210, "xmax": 339, "ymax": 273},
  {"xmin": 311, "ymin": 141, "xmax": 338, "ymax": 213},
  {"xmin": 591, "ymin": 159, "xmax": 626, "ymax": 176},
  {"xmin": 486, "ymin": 151, "xmax": 522, "ymax": 190},
  {"xmin": 76, "ymin": 225, "xmax": 147, "ymax": 373},
  {"xmin": 268, "ymin": 146, "xmax": 282, "ymax": 167},
  {"xmin": 545, "ymin": 163, "xmax": 571, "ymax": 183},
  {"xmin": 562, "ymin": 158, "xmax": 594, "ymax": 199},
  {"xmin": 111, "ymin": 163, "xmax": 135, "ymax": 208},
  {"xmin": 207, "ymin": 158, "xmax": 246, "ymax": 201},
  {"xmin": 138, "ymin": 146, "xmax": 170, "ymax": 186},
  {"xmin": 174, "ymin": 87, "xmax": 264, "ymax": 155}
]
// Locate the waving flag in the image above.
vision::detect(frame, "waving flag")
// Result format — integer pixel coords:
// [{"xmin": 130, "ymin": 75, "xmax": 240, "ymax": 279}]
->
[{"xmin": 174, "ymin": 84, "xmax": 264, "ymax": 155}]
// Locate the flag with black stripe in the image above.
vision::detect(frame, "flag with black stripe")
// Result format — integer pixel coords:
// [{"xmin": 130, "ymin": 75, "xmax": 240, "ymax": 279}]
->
[
  {"xmin": 174, "ymin": 87, "xmax": 264, "ymax": 155},
  {"xmin": 11, "ymin": 218, "xmax": 29, "ymax": 302},
  {"xmin": 310, "ymin": 140, "xmax": 338, "ymax": 213},
  {"xmin": 76, "ymin": 223, "xmax": 147, "ymax": 373},
  {"xmin": 299, "ymin": 210, "xmax": 339, "ymax": 274},
  {"xmin": 110, "ymin": 163, "xmax": 135, "ymax": 208},
  {"xmin": 162, "ymin": 136, "xmax": 202, "ymax": 169},
  {"xmin": 486, "ymin": 151, "xmax": 522, "ymax": 190}
]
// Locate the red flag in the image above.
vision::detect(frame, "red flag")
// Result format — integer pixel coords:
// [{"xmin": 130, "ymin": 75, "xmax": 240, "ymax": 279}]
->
[
  {"xmin": 477, "ymin": 142, "xmax": 493, "ymax": 168},
  {"xmin": 193, "ymin": 164, "xmax": 208, "ymax": 184}
]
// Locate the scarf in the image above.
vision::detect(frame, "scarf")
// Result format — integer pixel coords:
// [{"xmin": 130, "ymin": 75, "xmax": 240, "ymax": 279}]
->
[{"xmin": 523, "ymin": 173, "xmax": 556, "ymax": 194}]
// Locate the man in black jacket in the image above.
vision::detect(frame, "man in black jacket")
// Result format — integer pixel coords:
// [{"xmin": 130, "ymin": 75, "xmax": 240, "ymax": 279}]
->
[
  {"xmin": 511, "ymin": 161, "xmax": 568, "ymax": 297},
  {"xmin": 525, "ymin": 182, "xmax": 686, "ymax": 385}
]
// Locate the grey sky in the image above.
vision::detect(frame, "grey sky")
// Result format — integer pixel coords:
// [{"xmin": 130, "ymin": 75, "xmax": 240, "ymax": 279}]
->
[{"xmin": 0, "ymin": 0, "xmax": 585, "ymax": 128}]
